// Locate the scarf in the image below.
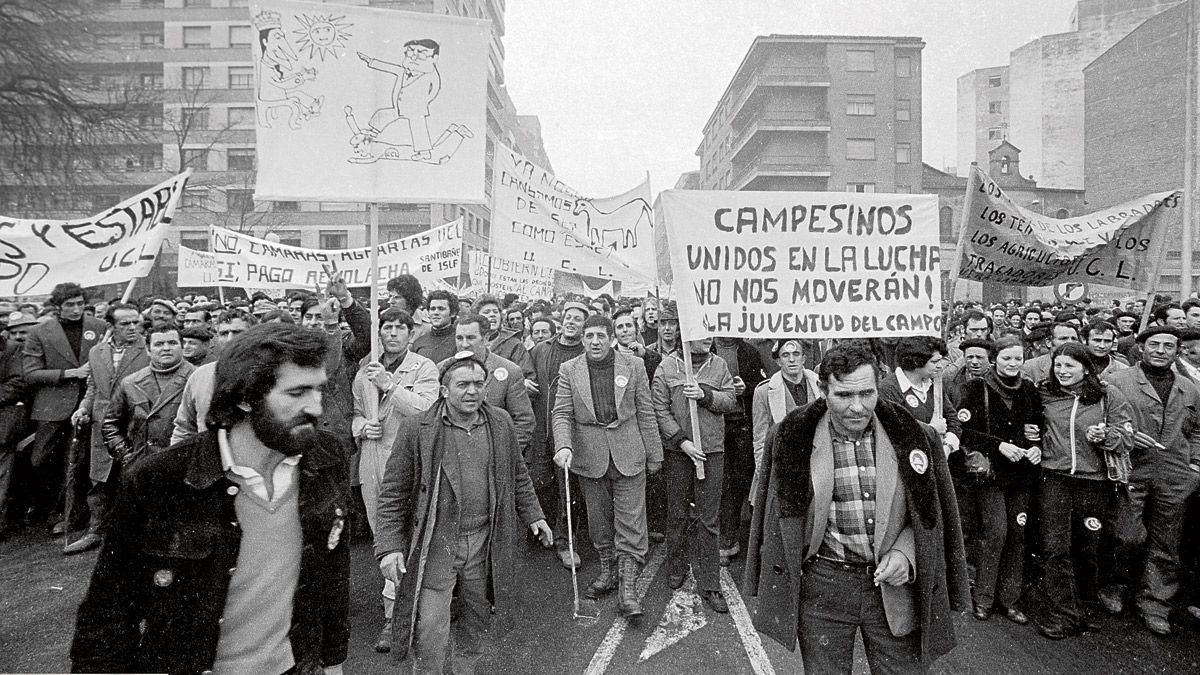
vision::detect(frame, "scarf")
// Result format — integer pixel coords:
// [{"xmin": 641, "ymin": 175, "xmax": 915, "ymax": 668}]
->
[{"xmin": 985, "ymin": 368, "xmax": 1023, "ymax": 408}]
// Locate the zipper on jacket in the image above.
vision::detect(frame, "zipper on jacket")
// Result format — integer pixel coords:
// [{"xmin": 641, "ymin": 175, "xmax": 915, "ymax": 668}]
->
[{"xmin": 1069, "ymin": 395, "xmax": 1079, "ymax": 475}]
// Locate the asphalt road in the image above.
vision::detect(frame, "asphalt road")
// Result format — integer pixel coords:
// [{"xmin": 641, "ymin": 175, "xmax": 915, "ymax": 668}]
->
[{"xmin": 3, "ymin": 526, "xmax": 1199, "ymax": 674}]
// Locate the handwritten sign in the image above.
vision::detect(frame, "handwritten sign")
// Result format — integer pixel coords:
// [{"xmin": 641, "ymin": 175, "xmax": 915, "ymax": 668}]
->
[
  {"xmin": 0, "ymin": 172, "xmax": 189, "ymax": 295},
  {"xmin": 178, "ymin": 219, "xmax": 462, "ymax": 291},
  {"xmin": 658, "ymin": 190, "xmax": 941, "ymax": 340},
  {"xmin": 959, "ymin": 165, "xmax": 1179, "ymax": 288},
  {"xmin": 467, "ymin": 250, "xmax": 555, "ymax": 300}
]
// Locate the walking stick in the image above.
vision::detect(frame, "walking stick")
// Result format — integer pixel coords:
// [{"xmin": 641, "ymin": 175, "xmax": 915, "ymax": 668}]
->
[{"xmin": 563, "ymin": 462, "xmax": 598, "ymax": 621}]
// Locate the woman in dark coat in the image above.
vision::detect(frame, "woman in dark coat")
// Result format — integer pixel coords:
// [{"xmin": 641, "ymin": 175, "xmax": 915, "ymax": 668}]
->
[{"xmin": 956, "ymin": 334, "xmax": 1041, "ymax": 625}]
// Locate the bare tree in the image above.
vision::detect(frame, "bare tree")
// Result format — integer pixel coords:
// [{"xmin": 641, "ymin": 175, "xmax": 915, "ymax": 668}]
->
[{"xmin": 0, "ymin": 1, "xmax": 151, "ymax": 186}]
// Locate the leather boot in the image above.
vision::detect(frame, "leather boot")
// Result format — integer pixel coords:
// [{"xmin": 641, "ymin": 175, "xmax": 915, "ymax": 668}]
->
[
  {"xmin": 586, "ymin": 548, "xmax": 618, "ymax": 599},
  {"xmin": 617, "ymin": 556, "xmax": 644, "ymax": 619}
]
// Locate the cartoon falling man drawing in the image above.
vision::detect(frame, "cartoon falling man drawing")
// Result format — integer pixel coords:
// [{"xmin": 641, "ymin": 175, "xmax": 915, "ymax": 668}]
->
[
  {"xmin": 344, "ymin": 39, "xmax": 473, "ymax": 165},
  {"xmin": 254, "ymin": 9, "xmax": 323, "ymax": 129}
]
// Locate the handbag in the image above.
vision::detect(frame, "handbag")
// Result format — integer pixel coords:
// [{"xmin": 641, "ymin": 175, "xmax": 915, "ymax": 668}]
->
[
  {"xmin": 1100, "ymin": 397, "xmax": 1132, "ymax": 484},
  {"xmin": 964, "ymin": 386, "xmax": 995, "ymax": 483}
]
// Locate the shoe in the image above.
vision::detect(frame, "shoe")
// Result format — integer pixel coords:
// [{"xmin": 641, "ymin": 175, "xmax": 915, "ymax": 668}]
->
[
  {"xmin": 1188, "ymin": 605, "xmax": 1200, "ymax": 621},
  {"xmin": 557, "ymin": 548, "xmax": 581, "ymax": 570},
  {"xmin": 617, "ymin": 557, "xmax": 644, "ymax": 619},
  {"xmin": 1004, "ymin": 608, "xmax": 1029, "ymax": 626},
  {"xmin": 1038, "ymin": 621, "xmax": 1070, "ymax": 640},
  {"xmin": 702, "ymin": 590, "xmax": 729, "ymax": 614},
  {"xmin": 649, "ymin": 531, "xmax": 665, "ymax": 544},
  {"xmin": 718, "ymin": 543, "xmax": 739, "ymax": 568},
  {"xmin": 374, "ymin": 620, "xmax": 393, "ymax": 653},
  {"xmin": 586, "ymin": 551, "xmax": 618, "ymax": 599},
  {"xmin": 1143, "ymin": 615, "xmax": 1171, "ymax": 636},
  {"xmin": 1079, "ymin": 613, "xmax": 1102, "ymax": 632},
  {"xmin": 1097, "ymin": 587, "xmax": 1124, "ymax": 615},
  {"xmin": 49, "ymin": 520, "xmax": 66, "ymax": 536},
  {"xmin": 62, "ymin": 533, "xmax": 100, "ymax": 555},
  {"xmin": 667, "ymin": 573, "xmax": 685, "ymax": 590},
  {"xmin": 972, "ymin": 604, "xmax": 992, "ymax": 621}
]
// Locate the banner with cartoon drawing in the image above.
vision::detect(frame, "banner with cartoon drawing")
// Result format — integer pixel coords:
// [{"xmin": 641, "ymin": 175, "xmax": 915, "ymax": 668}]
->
[
  {"xmin": 0, "ymin": 172, "xmax": 189, "ymax": 296},
  {"xmin": 250, "ymin": 0, "xmax": 489, "ymax": 203},
  {"xmin": 178, "ymin": 219, "xmax": 463, "ymax": 291},
  {"xmin": 490, "ymin": 143, "xmax": 657, "ymax": 285}
]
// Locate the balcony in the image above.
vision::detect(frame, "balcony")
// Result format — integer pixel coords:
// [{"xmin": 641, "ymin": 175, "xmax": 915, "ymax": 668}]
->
[
  {"xmin": 729, "ymin": 66, "xmax": 831, "ymax": 123},
  {"xmin": 730, "ymin": 110, "xmax": 831, "ymax": 159},
  {"xmin": 732, "ymin": 154, "xmax": 831, "ymax": 190}
]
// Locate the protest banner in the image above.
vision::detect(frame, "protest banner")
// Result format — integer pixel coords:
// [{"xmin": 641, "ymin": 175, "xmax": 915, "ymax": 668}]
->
[
  {"xmin": 251, "ymin": 0, "xmax": 489, "ymax": 203},
  {"xmin": 657, "ymin": 190, "xmax": 941, "ymax": 341},
  {"xmin": 490, "ymin": 143, "xmax": 657, "ymax": 286},
  {"xmin": 957, "ymin": 165, "xmax": 1181, "ymax": 288},
  {"xmin": 467, "ymin": 250, "xmax": 555, "ymax": 300},
  {"xmin": 177, "ymin": 219, "xmax": 462, "ymax": 291},
  {"xmin": 0, "ymin": 172, "xmax": 189, "ymax": 296}
]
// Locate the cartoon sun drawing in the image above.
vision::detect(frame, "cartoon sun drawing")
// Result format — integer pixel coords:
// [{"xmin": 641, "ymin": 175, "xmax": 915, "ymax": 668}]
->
[{"xmin": 292, "ymin": 13, "xmax": 352, "ymax": 61}]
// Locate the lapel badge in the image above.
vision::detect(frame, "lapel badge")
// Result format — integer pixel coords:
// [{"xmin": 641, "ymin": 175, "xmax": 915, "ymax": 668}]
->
[
  {"xmin": 493, "ymin": 367, "xmax": 508, "ymax": 382},
  {"xmin": 908, "ymin": 449, "xmax": 928, "ymax": 475},
  {"xmin": 1084, "ymin": 517, "xmax": 1102, "ymax": 531},
  {"xmin": 905, "ymin": 393, "xmax": 921, "ymax": 408},
  {"xmin": 615, "ymin": 375, "xmax": 628, "ymax": 388},
  {"xmin": 153, "ymin": 569, "xmax": 174, "ymax": 587},
  {"xmin": 957, "ymin": 409, "xmax": 971, "ymax": 423},
  {"xmin": 83, "ymin": 330, "xmax": 97, "ymax": 341},
  {"xmin": 328, "ymin": 517, "xmax": 344, "ymax": 550}
]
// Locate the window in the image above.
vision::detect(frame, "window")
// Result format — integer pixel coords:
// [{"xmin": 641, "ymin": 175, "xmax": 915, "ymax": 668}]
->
[
  {"xmin": 140, "ymin": 33, "xmax": 163, "ymax": 49},
  {"xmin": 895, "ymin": 142, "xmax": 911, "ymax": 164},
  {"xmin": 140, "ymin": 73, "xmax": 163, "ymax": 89},
  {"xmin": 846, "ymin": 183, "xmax": 876, "ymax": 193},
  {"xmin": 988, "ymin": 101, "xmax": 1003, "ymax": 114},
  {"xmin": 896, "ymin": 99, "xmax": 911, "ymax": 121},
  {"xmin": 846, "ymin": 94, "xmax": 875, "ymax": 116},
  {"xmin": 229, "ymin": 25, "xmax": 252, "ymax": 49},
  {"xmin": 182, "ymin": 67, "xmax": 209, "ymax": 88},
  {"xmin": 182, "ymin": 26, "xmax": 211, "ymax": 49},
  {"xmin": 1055, "ymin": 208, "xmax": 1071, "ymax": 219},
  {"xmin": 273, "ymin": 230, "xmax": 302, "ymax": 247},
  {"xmin": 229, "ymin": 0, "xmax": 249, "ymax": 7},
  {"xmin": 137, "ymin": 152, "xmax": 161, "ymax": 170},
  {"xmin": 91, "ymin": 194, "xmax": 122, "ymax": 211},
  {"xmin": 846, "ymin": 49, "xmax": 875, "ymax": 72},
  {"xmin": 138, "ymin": 112, "xmax": 163, "ymax": 129},
  {"xmin": 180, "ymin": 148, "xmax": 208, "ymax": 170},
  {"xmin": 895, "ymin": 56, "xmax": 912, "ymax": 78},
  {"xmin": 180, "ymin": 107, "xmax": 208, "ymax": 130},
  {"xmin": 228, "ymin": 106, "xmax": 255, "ymax": 128},
  {"xmin": 1000, "ymin": 156, "xmax": 1011, "ymax": 174},
  {"xmin": 228, "ymin": 66, "xmax": 253, "ymax": 89},
  {"xmin": 180, "ymin": 231, "xmax": 209, "ymax": 251},
  {"xmin": 320, "ymin": 231, "xmax": 349, "ymax": 250},
  {"xmin": 178, "ymin": 187, "xmax": 205, "ymax": 208},
  {"xmin": 988, "ymin": 75, "xmax": 1003, "ymax": 87},
  {"xmin": 846, "ymin": 138, "xmax": 876, "ymax": 161},
  {"xmin": 227, "ymin": 148, "xmax": 255, "ymax": 171},
  {"xmin": 183, "ymin": 0, "xmax": 212, "ymax": 7},
  {"xmin": 988, "ymin": 127, "xmax": 1004, "ymax": 141},
  {"xmin": 226, "ymin": 189, "xmax": 255, "ymax": 212},
  {"xmin": 274, "ymin": 201, "xmax": 299, "ymax": 212}
]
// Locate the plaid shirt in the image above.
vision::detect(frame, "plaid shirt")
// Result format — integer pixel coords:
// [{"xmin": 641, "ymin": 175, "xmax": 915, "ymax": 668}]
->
[{"xmin": 818, "ymin": 423, "xmax": 877, "ymax": 564}]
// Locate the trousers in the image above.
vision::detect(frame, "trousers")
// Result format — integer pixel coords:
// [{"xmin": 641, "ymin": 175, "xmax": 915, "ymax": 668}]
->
[
  {"xmin": 579, "ymin": 460, "xmax": 647, "ymax": 562},
  {"xmin": 719, "ymin": 417, "xmax": 753, "ymax": 551},
  {"xmin": 412, "ymin": 523, "xmax": 491, "ymax": 675},
  {"xmin": 970, "ymin": 482, "xmax": 1029, "ymax": 609},
  {"xmin": 1039, "ymin": 470, "xmax": 1109, "ymax": 626},
  {"xmin": 798, "ymin": 558, "xmax": 924, "ymax": 675},
  {"xmin": 665, "ymin": 450, "xmax": 723, "ymax": 592}
]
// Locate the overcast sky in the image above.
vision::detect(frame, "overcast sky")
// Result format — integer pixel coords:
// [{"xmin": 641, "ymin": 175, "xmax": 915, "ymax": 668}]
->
[{"xmin": 503, "ymin": 0, "xmax": 1079, "ymax": 196}]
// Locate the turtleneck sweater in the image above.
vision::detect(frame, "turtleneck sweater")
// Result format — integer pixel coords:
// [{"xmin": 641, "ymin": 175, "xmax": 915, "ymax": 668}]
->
[
  {"xmin": 587, "ymin": 349, "xmax": 617, "ymax": 426},
  {"xmin": 1140, "ymin": 361, "xmax": 1175, "ymax": 405}
]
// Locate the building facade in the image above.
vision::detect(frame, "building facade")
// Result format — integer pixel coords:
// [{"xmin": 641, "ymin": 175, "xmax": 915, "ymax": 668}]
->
[
  {"xmin": 0, "ymin": 0, "xmax": 548, "ymax": 295},
  {"xmin": 956, "ymin": 66, "xmax": 1010, "ymax": 175},
  {"xmin": 696, "ymin": 34, "xmax": 924, "ymax": 195},
  {"xmin": 1085, "ymin": 0, "xmax": 1193, "ymax": 295}
]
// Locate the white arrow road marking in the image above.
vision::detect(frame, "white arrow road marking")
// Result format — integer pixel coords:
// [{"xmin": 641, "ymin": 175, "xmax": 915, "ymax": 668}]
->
[
  {"xmin": 583, "ymin": 545, "xmax": 668, "ymax": 675},
  {"xmin": 720, "ymin": 567, "xmax": 777, "ymax": 675},
  {"xmin": 638, "ymin": 572, "xmax": 708, "ymax": 662}
]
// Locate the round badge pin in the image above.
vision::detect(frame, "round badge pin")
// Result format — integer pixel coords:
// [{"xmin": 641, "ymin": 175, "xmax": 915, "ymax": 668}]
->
[
  {"xmin": 1084, "ymin": 517, "xmax": 1102, "ymax": 532},
  {"xmin": 153, "ymin": 569, "xmax": 174, "ymax": 587},
  {"xmin": 83, "ymin": 330, "xmax": 96, "ymax": 341},
  {"xmin": 909, "ymin": 449, "xmax": 928, "ymax": 475},
  {"xmin": 905, "ymin": 393, "xmax": 921, "ymax": 408},
  {"xmin": 615, "ymin": 375, "xmax": 628, "ymax": 388},
  {"xmin": 493, "ymin": 367, "xmax": 508, "ymax": 382},
  {"xmin": 1016, "ymin": 512, "xmax": 1027, "ymax": 527},
  {"xmin": 957, "ymin": 409, "xmax": 971, "ymax": 423}
]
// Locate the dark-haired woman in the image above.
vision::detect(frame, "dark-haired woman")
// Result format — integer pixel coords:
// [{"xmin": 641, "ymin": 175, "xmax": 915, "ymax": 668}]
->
[
  {"xmin": 957, "ymin": 335, "xmax": 1042, "ymax": 624},
  {"xmin": 1037, "ymin": 342, "xmax": 1134, "ymax": 639}
]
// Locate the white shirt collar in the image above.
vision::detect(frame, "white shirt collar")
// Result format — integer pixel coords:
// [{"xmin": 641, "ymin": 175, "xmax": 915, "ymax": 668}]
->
[{"xmin": 218, "ymin": 428, "xmax": 301, "ymax": 503}]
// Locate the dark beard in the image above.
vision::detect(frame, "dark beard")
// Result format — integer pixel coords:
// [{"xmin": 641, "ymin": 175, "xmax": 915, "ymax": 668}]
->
[{"xmin": 249, "ymin": 404, "xmax": 319, "ymax": 456}]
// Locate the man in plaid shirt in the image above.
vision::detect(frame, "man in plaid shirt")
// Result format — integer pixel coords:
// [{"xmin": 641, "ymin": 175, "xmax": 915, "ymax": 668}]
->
[{"xmin": 745, "ymin": 343, "xmax": 969, "ymax": 674}]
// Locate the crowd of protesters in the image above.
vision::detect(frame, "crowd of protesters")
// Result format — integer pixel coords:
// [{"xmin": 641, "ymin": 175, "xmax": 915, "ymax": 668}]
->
[{"xmin": 2, "ymin": 279, "xmax": 1200, "ymax": 672}]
